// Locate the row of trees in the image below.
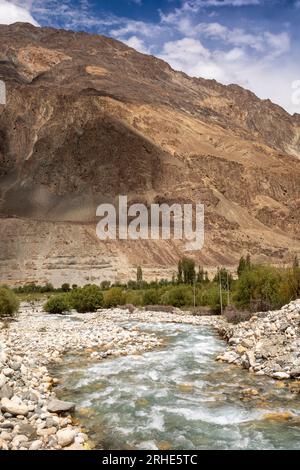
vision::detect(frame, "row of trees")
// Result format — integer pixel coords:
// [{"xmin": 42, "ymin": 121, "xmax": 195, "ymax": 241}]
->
[{"xmin": 2, "ymin": 254, "xmax": 299, "ymax": 318}]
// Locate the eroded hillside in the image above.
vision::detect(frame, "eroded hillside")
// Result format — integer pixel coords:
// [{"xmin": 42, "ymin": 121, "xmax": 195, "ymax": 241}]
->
[{"xmin": 0, "ymin": 23, "xmax": 299, "ymax": 285}]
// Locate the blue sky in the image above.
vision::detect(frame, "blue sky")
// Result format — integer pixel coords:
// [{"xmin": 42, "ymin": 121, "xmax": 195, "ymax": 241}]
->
[{"xmin": 1, "ymin": 1, "xmax": 300, "ymax": 114}]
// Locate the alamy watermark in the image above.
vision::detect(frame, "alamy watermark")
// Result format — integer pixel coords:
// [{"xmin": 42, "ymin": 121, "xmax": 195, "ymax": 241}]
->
[
  {"xmin": 96, "ymin": 196, "xmax": 204, "ymax": 251},
  {"xmin": 0, "ymin": 80, "xmax": 6, "ymax": 105}
]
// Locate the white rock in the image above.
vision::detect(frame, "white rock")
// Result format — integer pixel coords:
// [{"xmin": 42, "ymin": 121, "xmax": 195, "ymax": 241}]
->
[
  {"xmin": 30, "ymin": 440, "xmax": 43, "ymax": 450},
  {"xmin": 272, "ymin": 371, "xmax": 290, "ymax": 380},
  {"xmin": 0, "ymin": 374, "xmax": 6, "ymax": 388},
  {"xmin": 56, "ymin": 429, "xmax": 76, "ymax": 447},
  {"xmin": 1, "ymin": 397, "xmax": 29, "ymax": 416},
  {"xmin": 2, "ymin": 368, "xmax": 14, "ymax": 377}
]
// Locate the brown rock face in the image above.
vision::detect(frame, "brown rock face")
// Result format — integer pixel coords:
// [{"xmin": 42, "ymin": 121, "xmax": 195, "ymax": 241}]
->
[{"xmin": 0, "ymin": 23, "xmax": 299, "ymax": 286}]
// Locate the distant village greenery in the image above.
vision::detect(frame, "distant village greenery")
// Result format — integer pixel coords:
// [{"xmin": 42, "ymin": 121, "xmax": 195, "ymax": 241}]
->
[{"xmin": 1, "ymin": 255, "xmax": 299, "ymax": 317}]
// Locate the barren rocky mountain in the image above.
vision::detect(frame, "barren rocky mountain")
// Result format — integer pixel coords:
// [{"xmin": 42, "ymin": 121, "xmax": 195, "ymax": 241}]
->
[{"xmin": 0, "ymin": 22, "xmax": 299, "ymax": 286}]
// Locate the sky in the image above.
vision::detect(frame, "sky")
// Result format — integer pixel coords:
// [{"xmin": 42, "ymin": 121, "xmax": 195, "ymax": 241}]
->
[{"xmin": 0, "ymin": 1, "xmax": 300, "ymax": 114}]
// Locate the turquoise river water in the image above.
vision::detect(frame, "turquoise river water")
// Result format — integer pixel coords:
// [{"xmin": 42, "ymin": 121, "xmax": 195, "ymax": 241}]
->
[{"xmin": 55, "ymin": 321, "xmax": 300, "ymax": 450}]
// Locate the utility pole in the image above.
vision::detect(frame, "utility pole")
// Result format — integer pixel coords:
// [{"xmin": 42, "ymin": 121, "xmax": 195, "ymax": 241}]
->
[
  {"xmin": 219, "ymin": 268, "xmax": 223, "ymax": 315},
  {"xmin": 193, "ymin": 277, "xmax": 196, "ymax": 308}
]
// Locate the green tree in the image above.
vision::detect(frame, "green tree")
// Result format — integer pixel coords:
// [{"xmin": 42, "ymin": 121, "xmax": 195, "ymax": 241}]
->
[
  {"xmin": 214, "ymin": 268, "xmax": 233, "ymax": 290},
  {"xmin": 237, "ymin": 256, "xmax": 246, "ymax": 278},
  {"xmin": 177, "ymin": 260, "xmax": 183, "ymax": 284},
  {"xmin": 286, "ymin": 256, "xmax": 300, "ymax": 300},
  {"xmin": 234, "ymin": 265, "xmax": 282, "ymax": 311},
  {"xmin": 103, "ymin": 287, "xmax": 126, "ymax": 308},
  {"xmin": 0, "ymin": 287, "xmax": 19, "ymax": 318},
  {"xmin": 197, "ymin": 266, "xmax": 204, "ymax": 284},
  {"xmin": 100, "ymin": 280, "xmax": 111, "ymax": 290},
  {"xmin": 137, "ymin": 266, "xmax": 143, "ymax": 285},
  {"xmin": 70, "ymin": 285, "xmax": 103, "ymax": 313},
  {"xmin": 293, "ymin": 255, "xmax": 299, "ymax": 270},
  {"xmin": 44, "ymin": 294, "xmax": 70, "ymax": 315},
  {"xmin": 246, "ymin": 253, "xmax": 251, "ymax": 270},
  {"xmin": 162, "ymin": 286, "xmax": 193, "ymax": 308},
  {"xmin": 61, "ymin": 283, "xmax": 71, "ymax": 292},
  {"xmin": 181, "ymin": 257, "xmax": 196, "ymax": 284},
  {"xmin": 143, "ymin": 288, "xmax": 160, "ymax": 306},
  {"xmin": 125, "ymin": 290, "xmax": 143, "ymax": 306}
]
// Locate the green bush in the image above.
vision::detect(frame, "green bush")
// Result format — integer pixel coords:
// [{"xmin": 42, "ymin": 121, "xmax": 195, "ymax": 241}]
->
[
  {"xmin": 103, "ymin": 287, "xmax": 126, "ymax": 308},
  {"xmin": 61, "ymin": 283, "xmax": 71, "ymax": 292},
  {"xmin": 0, "ymin": 287, "xmax": 19, "ymax": 318},
  {"xmin": 234, "ymin": 265, "xmax": 283, "ymax": 311},
  {"xmin": 44, "ymin": 294, "xmax": 70, "ymax": 314},
  {"xmin": 143, "ymin": 288, "xmax": 160, "ymax": 306},
  {"xmin": 100, "ymin": 280, "xmax": 111, "ymax": 290},
  {"xmin": 125, "ymin": 290, "xmax": 143, "ymax": 306},
  {"xmin": 70, "ymin": 285, "xmax": 103, "ymax": 313},
  {"xmin": 161, "ymin": 286, "xmax": 193, "ymax": 308}
]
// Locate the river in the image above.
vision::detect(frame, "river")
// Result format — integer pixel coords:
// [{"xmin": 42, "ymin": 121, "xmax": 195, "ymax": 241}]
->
[{"xmin": 55, "ymin": 321, "xmax": 300, "ymax": 450}]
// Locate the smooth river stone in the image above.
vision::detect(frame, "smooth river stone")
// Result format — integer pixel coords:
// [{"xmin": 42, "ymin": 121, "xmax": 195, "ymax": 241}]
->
[{"xmin": 47, "ymin": 399, "xmax": 76, "ymax": 413}]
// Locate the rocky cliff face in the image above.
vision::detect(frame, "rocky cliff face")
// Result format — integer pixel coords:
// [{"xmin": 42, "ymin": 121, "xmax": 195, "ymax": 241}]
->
[{"xmin": 0, "ymin": 23, "xmax": 299, "ymax": 286}]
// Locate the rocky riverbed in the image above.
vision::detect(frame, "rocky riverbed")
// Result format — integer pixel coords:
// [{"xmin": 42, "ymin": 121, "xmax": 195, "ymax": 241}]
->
[
  {"xmin": 0, "ymin": 303, "xmax": 222, "ymax": 450},
  {"xmin": 217, "ymin": 300, "xmax": 300, "ymax": 380},
  {"xmin": 1, "ymin": 300, "xmax": 300, "ymax": 451}
]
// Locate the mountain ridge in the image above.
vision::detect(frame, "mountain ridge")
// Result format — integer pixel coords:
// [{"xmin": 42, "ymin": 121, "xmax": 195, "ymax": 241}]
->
[{"xmin": 0, "ymin": 22, "xmax": 299, "ymax": 286}]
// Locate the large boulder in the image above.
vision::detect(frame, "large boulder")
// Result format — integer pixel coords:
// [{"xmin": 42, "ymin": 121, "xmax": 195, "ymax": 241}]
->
[{"xmin": 1, "ymin": 397, "xmax": 29, "ymax": 416}]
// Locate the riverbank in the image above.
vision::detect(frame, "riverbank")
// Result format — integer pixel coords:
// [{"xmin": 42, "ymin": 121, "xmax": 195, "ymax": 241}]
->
[
  {"xmin": 2, "ymin": 300, "xmax": 300, "ymax": 450},
  {"xmin": 217, "ymin": 300, "xmax": 300, "ymax": 380},
  {"xmin": 56, "ymin": 318, "xmax": 300, "ymax": 450},
  {"xmin": 0, "ymin": 302, "xmax": 223, "ymax": 450}
]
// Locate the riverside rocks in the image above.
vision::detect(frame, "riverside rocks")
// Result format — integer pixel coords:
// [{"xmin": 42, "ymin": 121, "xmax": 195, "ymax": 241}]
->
[
  {"xmin": 47, "ymin": 399, "xmax": 75, "ymax": 414},
  {"xmin": 217, "ymin": 300, "xmax": 300, "ymax": 380},
  {"xmin": 0, "ymin": 302, "xmax": 223, "ymax": 450},
  {"xmin": 0, "ymin": 302, "xmax": 165, "ymax": 450}
]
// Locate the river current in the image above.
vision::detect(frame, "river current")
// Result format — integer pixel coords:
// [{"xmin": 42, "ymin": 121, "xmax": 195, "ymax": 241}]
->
[{"xmin": 56, "ymin": 321, "xmax": 300, "ymax": 450}]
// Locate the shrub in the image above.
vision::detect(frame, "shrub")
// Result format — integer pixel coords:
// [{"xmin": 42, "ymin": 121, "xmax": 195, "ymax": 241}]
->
[
  {"xmin": 100, "ymin": 280, "xmax": 111, "ymax": 290},
  {"xmin": 70, "ymin": 285, "xmax": 103, "ymax": 313},
  {"xmin": 234, "ymin": 265, "xmax": 283, "ymax": 311},
  {"xmin": 223, "ymin": 306, "xmax": 252, "ymax": 324},
  {"xmin": 39, "ymin": 283, "xmax": 55, "ymax": 293},
  {"xmin": 279, "ymin": 266, "xmax": 300, "ymax": 303},
  {"xmin": 125, "ymin": 290, "xmax": 143, "ymax": 306},
  {"xmin": 143, "ymin": 288, "xmax": 160, "ymax": 306},
  {"xmin": 44, "ymin": 294, "xmax": 70, "ymax": 314},
  {"xmin": 61, "ymin": 283, "xmax": 71, "ymax": 292},
  {"xmin": 103, "ymin": 287, "xmax": 126, "ymax": 308},
  {"xmin": 0, "ymin": 287, "xmax": 19, "ymax": 318},
  {"xmin": 197, "ymin": 284, "xmax": 227, "ymax": 314},
  {"xmin": 161, "ymin": 286, "xmax": 193, "ymax": 308}
]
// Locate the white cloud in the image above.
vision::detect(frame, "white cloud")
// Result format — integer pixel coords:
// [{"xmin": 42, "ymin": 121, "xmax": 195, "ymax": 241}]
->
[
  {"xmin": 160, "ymin": 38, "xmax": 224, "ymax": 81},
  {"xmin": 159, "ymin": 33, "xmax": 298, "ymax": 114},
  {"xmin": 123, "ymin": 35, "xmax": 150, "ymax": 54},
  {"xmin": 0, "ymin": 0, "xmax": 39, "ymax": 25},
  {"xmin": 110, "ymin": 19, "xmax": 163, "ymax": 39},
  {"xmin": 193, "ymin": 0, "xmax": 261, "ymax": 6}
]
